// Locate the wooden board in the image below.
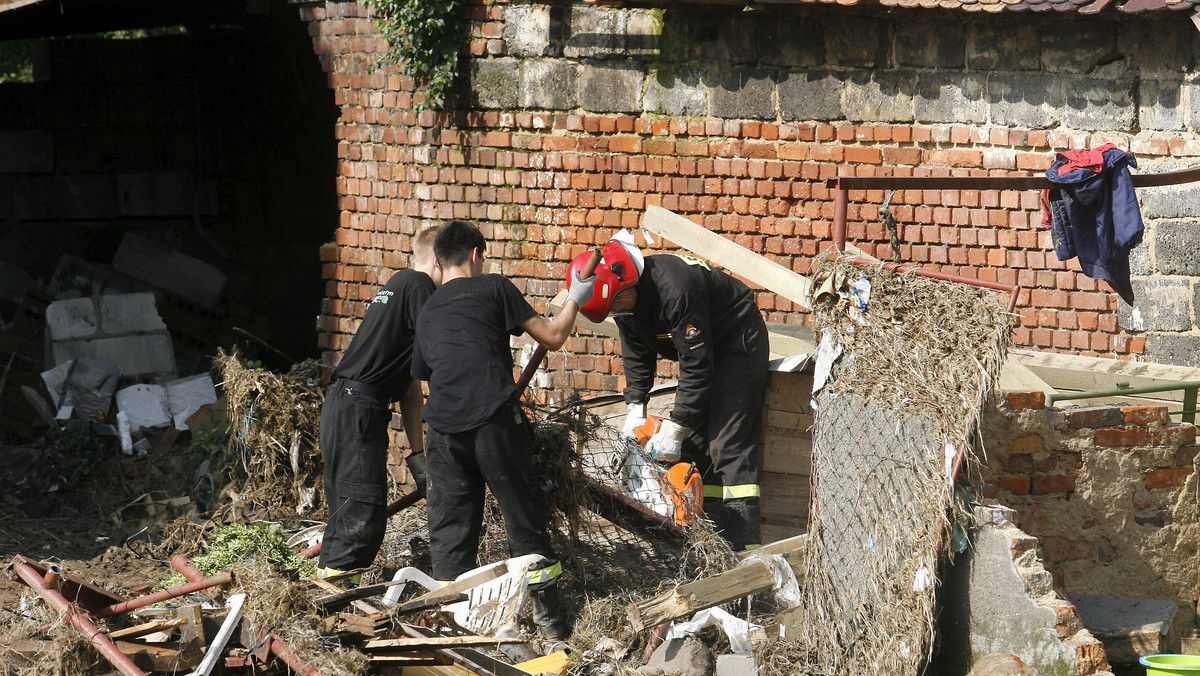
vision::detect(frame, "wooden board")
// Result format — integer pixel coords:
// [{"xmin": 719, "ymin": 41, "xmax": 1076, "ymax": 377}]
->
[
  {"xmin": 1013, "ymin": 349, "xmax": 1200, "ymax": 418},
  {"xmin": 761, "ymin": 472, "xmax": 809, "ymax": 538}
]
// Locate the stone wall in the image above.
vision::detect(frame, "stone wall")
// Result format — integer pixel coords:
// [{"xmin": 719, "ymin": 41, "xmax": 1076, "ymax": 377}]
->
[
  {"xmin": 302, "ymin": 0, "xmax": 1200, "ymax": 394},
  {"xmin": 981, "ymin": 392, "xmax": 1200, "ymax": 621}
]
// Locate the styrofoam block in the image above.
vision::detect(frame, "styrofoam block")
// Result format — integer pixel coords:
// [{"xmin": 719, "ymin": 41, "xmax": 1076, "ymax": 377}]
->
[
  {"xmin": 115, "ymin": 383, "xmax": 171, "ymax": 433},
  {"xmin": 98, "ymin": 292, "xmax": 166, "ymax": 335},
  {"xmin": 165, "ymin": 374, "xmax": 217, "ymax": 430},
  {"xmin": 45, "ymin": 297, "xmax": 98, "ymax": 340}
]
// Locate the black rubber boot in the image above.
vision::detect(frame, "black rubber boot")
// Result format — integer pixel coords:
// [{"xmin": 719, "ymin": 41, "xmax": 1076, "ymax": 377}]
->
[
  {"xmin": 704, "ymin": 496, "xmax": 739, "ymax": 550},
  {"xmin": 529, "ymin": 585, "xmax": 571, "ymax": 640},
  {"xmin": 725, "ymin": 497, "xmax": 762, "ymax": 552}
]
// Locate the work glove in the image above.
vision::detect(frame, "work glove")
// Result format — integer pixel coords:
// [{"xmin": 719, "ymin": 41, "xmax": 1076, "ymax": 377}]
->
[
  {"xmin": 566, "ymin": 270, "xmax": 597, "ymax": 308},
  {"xmin": 646, "ymin": 419, "xmax": 686, "ymax": 464},
  {"xmin": 406, "ymin": 449, "xmax": 428, "ymax": 498},
  {"xmin": 620, "ymin": 402, "xmax": 647, "ymax": 439}
]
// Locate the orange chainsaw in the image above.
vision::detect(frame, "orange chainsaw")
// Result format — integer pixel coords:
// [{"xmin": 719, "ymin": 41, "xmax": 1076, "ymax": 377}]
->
[{"xmin": 633, "ymin": 415, "xmax": 703, "ymax": 526}]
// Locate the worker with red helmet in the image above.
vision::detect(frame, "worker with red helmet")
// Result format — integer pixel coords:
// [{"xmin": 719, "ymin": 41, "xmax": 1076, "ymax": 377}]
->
[{"xmin": 567, "ymin": 236, "xmax": 769, "ymax": 551}]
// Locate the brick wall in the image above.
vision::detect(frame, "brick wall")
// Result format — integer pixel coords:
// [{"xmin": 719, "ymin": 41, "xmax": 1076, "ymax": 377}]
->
[
  {"xmin": 300, "ymin": 0, "xmax": 1200, "ymax": 398},
  {"xmin": 982, "ymin": 392, "xmax": 1200, "ymax": 608}
]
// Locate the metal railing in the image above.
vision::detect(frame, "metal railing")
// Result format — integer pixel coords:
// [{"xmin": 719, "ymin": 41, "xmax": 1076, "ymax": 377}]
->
[{"xmin": 1048, "ymin": 381, "xmax": 1200, "ymax": 424}]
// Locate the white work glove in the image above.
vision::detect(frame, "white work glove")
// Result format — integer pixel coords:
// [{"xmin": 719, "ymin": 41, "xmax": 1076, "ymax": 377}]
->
[
  {"xmin": 646, "ymin": 419, "xmax": 686, "ymax": 463},
  {"xmin": 567, "ymin": 270, "xmax": 597, "ymax": 308},
  {"xmin": 620, "ymin": 402, "xmax": 647, "ymax": 439}
]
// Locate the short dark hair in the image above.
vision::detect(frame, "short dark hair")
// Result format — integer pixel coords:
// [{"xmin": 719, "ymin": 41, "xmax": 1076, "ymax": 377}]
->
[{"xmin": 434, "ymin": 220, "xmax": 486, "ymax": 267}]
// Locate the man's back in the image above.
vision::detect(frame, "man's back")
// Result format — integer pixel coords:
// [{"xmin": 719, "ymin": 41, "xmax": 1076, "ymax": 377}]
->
[{"xmin": 334, "ymin": 268, "xmax": 433, "ymax": 400}]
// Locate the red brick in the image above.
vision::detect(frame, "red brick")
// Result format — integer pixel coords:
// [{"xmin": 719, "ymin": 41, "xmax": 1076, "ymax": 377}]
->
[
  {"xmin": 1008, "ymin": 433, "xmax": 1044, "ymax": 455},
  {"xmin": 1146, "ymin": 467, "xmax": 1193, "ymax": 489},
  {"xmin": 1032, "ymin": 474, "xmax": 1076, "ymax": 494},
  {"xmin": 1121, "ymin": 405, "xmax": 1170, "ymax": 425},
  {"xmin": 1066, "ymin": 406, "xmax": 1124, "ymax": 430},
  {"xmin": 1040, "ymin": 535, "xmax": 1091, "ymax": 562},
  {"xmin": 844, "ymin": 147, "xmax": 882, "ymax": 164},
  {"xmin": 1094, "ymin": 427, "xmax": 1149, "ymax": 447},
  {"xmin": 1150, "ymin": 424, "xmax": 1197, "ymax": 446},
  {"xmin": 995, "ymin": 476, "xmax": 1031, "ymax": 495}
]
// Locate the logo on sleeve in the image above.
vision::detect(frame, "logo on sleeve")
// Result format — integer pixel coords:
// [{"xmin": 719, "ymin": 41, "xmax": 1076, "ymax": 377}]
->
[{"xmin": 684, "ymin": 324, "xmax": 700, "ymax": 341}]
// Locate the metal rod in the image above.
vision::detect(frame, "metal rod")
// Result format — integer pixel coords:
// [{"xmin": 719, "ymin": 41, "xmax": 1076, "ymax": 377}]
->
[
  {"xmin": 832, "ymin": 186, "xmax": 848, "ymax": 252},
  {"xmin": 1183, "ymin": 389, "xmax": 1197, "ymax": 425},
  {"xmin": 10, "ymin": 556, "xmax": 147, "ymax": 676},
  {"xmin": 92, "ymin": 571, "xmax": 233, "ymax": 618},
  {"xmin": 825, "ymin": 165, "xmax": 1200, "ymax": 191},
  {"xmin": 1048, "ymin": 382, "xmax": 1200, "ymax": 402}
]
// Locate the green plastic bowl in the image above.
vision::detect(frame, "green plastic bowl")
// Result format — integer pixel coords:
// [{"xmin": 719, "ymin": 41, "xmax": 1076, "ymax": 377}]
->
[{"xmin": 1141, "ymin": 654, "xmax": 1200, "ymax": 675}]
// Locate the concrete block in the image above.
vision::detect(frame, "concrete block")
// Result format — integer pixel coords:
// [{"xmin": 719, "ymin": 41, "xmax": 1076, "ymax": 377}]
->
[
  {"xmin": 99, "ymin": 292, "xmax": 167, "ymax": 335},
  {"xmin": 1062, "ymin": 76, "xmax": 1136, "ymax": 132},
  {"xmin": 41, "ymin": 361, "xmax": 72, "ymax": 408},
  {"xmin": 895, "ymin": 19, "xmax": 966, "ymax": 69},
  {"xmin": 756, "ymin": 16, "xmax": 823, "ymax": 67},
  {"xmin": 519, "ymin": 61, "xmax": 577, "ymax": 110},
  {"xmin": 715, "ymin": 653, "xmax": 756, "ymax": 676},
  {"xmin": 988, "ymin": 73, "xmax": 1063, "ymax": 129},
  {"xmin": 1040, "ymin": 22, "xmax": 1117, "ymax": 74},
  {"xmin": 916, "ymin": 73, "xmax": 988, "ymax": 125},
  {"xmin": 970, "ymin": 21, "xmax": 1040, "ymax": 71},
  {"xmin": 1128, "ymin": 239, "xmax": 1152, "ymax": 276},
  {"xmin": 563, "ymin": 5, "xmax": 626, "ymax": 59},
  {"xmin": 1154, "ymin": 220, "xmax": 1200, "ymax": 275},
  {"xmin": 640, "ymin": 637, "xmax": 712, "ymax": 676},
  {"xmin": 1138, "ymin": 184, "xmax": 1200, "ymax": 220},
  {"xmin": 0, "ymin": 130, "xmax": 53, "ymax": 173},
  {"xmin": 1119, "ymin": 20, "xmax": 1195, "ymax": 74},
  {"xmin": 644, "ymin": 65, "xmax": 709, "ymax": 116},
  {"xmin": 1068, "ymin": 594, "xmax": 1176, "ymax": 664},
  {"xmin": 165, "ymin": 374, "xmax": 218, "ymax": 431},
  {"xmin": 112, "ymin": 233, "xmax": 226, "ymax": 309},
  {"xmin": 579, "ymin": 60, "xmax": 644, "ymax": 113},
  {"xmin": 116, "ymin": 383, "xmax": 172, "ymax": 434},
  {"xmin": 1140, "ymin": 78, "xmax": 1185, "ymax": 132},
  {"xmin": 468, "ymin": 58, "xmax": 520, "ymax": 109},
  {"xmin": 1118, "ymin": 279, "xmax": 1191, "ymax": 332},
  {"xmin": 625, "ymin": 9, "xmax": 662, "ymax": 59},
  {"xmin": 844, "ymin": 70, "xmax": 917, "ymax": 123},
  {"xmin": 50, "ymin": 254, "xmax": 152, "ymax": 300},
  {"xmin": 1147, "ymin": 334, "xmax": 1200, "ymax": 369},
  {"xmin": 826, "ymin": 16, "xmax": 888, "ymax": 68},
  {"xmin": 503, "ymin": 5, "xmax": 552, "ymax": 57},
  {"xmin": 711, "ymin": 67, "xmax": 776, "ymax": 120},
  {"xmin": 53, "ymin": 333, "xmax": 176, "ymax": 378},
  {"xmin": 779, "ymin": 69, "xmax": 844, "ymax": 121},
  {"xmin": 42, "ymin": 358, "xmax": 122, "ymax": 423},
  {"xmin": 45, "ymin": 297, "xmax": 98, "ymax": 341}
]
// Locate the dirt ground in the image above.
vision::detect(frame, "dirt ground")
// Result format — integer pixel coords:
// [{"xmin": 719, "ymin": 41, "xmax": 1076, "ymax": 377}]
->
[{"xmin": 0, "ymin": 424, "xmax": 216, "ymax": 613}]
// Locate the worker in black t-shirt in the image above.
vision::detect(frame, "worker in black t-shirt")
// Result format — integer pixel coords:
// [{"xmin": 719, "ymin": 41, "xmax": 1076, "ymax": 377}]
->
[
  {"xmin": 317, "ymin": 225, "xmax": 442, "ymax": 580},
  {"xmin": 411, "ymin": 219, "xmax": 594, "ymax": 640},
  {"xmin": 567, "ymin": 238, "xmax": 769, "ymax": 551}
]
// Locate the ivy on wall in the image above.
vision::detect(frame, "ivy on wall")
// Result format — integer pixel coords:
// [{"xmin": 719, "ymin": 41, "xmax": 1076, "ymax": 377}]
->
[{"xmin": 364, "ymin": 0, "xmax": 469, "ymax": 110}]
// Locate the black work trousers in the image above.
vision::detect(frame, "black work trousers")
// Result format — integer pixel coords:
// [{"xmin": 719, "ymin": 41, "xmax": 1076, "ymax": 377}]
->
[
  {"xmin": 318, "ymin": 380, "xmax": 390, "ymax": 571},
  {"xmin": 684, "ymin": 315, "xmax": 769, "ymax": 549},
  {"xmin": 425, "ymin": 402, "xmax": 559, "ymax": 583}
]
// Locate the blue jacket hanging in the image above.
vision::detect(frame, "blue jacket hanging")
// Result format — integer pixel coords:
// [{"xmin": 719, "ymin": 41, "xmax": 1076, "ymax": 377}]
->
[{"xmin": 1045, "ymin": 146, "xmax": 1144, "ymax": 304}]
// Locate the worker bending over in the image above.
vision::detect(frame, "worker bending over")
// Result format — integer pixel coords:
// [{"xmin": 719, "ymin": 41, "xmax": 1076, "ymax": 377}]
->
[
  {"xmin": 568, "ymin": 238, "xmax": 769, "ymax": 551},
  {"xmin": 318, "ymin": 225, "xmax": 441, "ymax": 580},
  {"xmin": 412, "ymin": 220, "xmax": 594, "ymax": 639}
]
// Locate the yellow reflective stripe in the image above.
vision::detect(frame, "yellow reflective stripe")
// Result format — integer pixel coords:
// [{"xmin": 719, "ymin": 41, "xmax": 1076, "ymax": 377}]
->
[
  {"xmin": 743, "ymin": 543, "xmax": 762, "ymax": 550},
  {"xmin": 703, "ymin": 485, "xmax": 724, "ymax": 498},
  {"xmin": 316, "ymin": 567, "xmax": 361, "ymax": 585},
  {"xmin": 525, "ymin": 561, "xmax": 563, "ymax": 585},
  {"xmin": 436, "ymin": 580, "xmax": 455, "ymax": 586},
  {"xmin": 723, "ymin": 484, "xmax": 761, "ymax": 499}
]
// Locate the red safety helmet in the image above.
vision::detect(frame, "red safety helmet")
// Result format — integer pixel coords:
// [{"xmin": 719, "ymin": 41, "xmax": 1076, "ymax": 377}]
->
[{"xmin": 567, "ymin": 238, "xmax": 643, "ymax": 322}]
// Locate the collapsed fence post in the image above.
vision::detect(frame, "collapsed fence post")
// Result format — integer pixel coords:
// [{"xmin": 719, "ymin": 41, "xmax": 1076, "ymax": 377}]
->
[{"xmin": 9, "ymin": 555, "xmax": 148, "ymax": 676}]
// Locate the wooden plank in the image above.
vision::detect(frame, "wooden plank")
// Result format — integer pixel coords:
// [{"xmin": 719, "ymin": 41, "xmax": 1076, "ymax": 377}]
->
[
  {"xmin": 115, "ymin": 640, "xmax": 203, "ymax": 671},
  {"xmin": 998, "ymin": 353, "xmax": 1056, "ymax": 396},
  {"xmin": 761, "ymin": 471, "xmax": 809, "ymax": 536},
  {"xmin": 763, "ymin": 436, "xmax": 812, "ymax": 476},
  {"xmin": 400, "ymin": 565, "xmax": 508, "ymax": 610},
  {"xmin": 315, "ymin": 580, "xmax": 408, "ymax": 612},
  {"xmin": 1013, "ymin": 349, "xmax": 1200, "ymax": 402},
  {"xmin": 627, "ymin": 535, "xmax": 808, "ymax": 631},
  {"xmin": 641, "ymin": 205, "xmax": 813, "ymax": 310},
  {"xmin": 108, "ymin": 617, "xmax": 188, "ymax": 640},
  {"xmin": 309, "ymin": 575, "xmax": 381, "ymax": 615},
  {"xmin": 364, "ymin": 636, "xmax": 525, "ymax": 650}
]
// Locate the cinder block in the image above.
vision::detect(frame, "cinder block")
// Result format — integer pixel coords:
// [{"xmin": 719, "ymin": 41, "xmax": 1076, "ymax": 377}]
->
[
  {"xmin": 116, "ymin": 383, "xmax": 171, "ymax": 434},
  {"xmin": 715, "ymin": 653, "xmax": 757, "ymax": 676},
  {"xmin": 52, "ymin": 333, "xmax": 176, "ymax": 377},
  {"xmin": 1068, "ymin": 594, "xmax": 1177, "ymax": 664},
  {"xmin": 45, "ymin": 297, "xmax": 98, "ymax": 341},
  {"xmin": 98, "ymin": 292, "xmax": 166, "ymax": 335}
]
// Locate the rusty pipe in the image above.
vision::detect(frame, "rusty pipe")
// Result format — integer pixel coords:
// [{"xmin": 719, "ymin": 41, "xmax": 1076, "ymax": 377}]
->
[
  {"xmin": 642, "ymin": 623, "xmax": 670, "ymax": 662},
  {"xmin": 42, "ymin": 564, "xmax": 61, "ymax": 589},
  {"xmin": 92, "ymin": 571, "xmax": 233, "ymax": 619},
  {"xmin": 172, "ymin": 555, "xmax": 323, "ymax": 676},
  {"xmin": 10, "ymin": 556, "xmax": 147, "ymax": 676},
  {"xmin": 831, "ymin": 186, "xmax": 848, "ymax": 253}
]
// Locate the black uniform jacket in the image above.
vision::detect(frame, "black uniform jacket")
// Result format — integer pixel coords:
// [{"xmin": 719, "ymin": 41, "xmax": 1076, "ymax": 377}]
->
[{"xmin": 615, "ymin": 253, "xmax": 761, "ymax": 429}]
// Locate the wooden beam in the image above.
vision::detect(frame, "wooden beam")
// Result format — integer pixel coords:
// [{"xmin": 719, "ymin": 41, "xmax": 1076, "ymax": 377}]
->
[
  {"xmin": 115, "ymin": 640, "xmax": 203, "ymax": 672},
  {"xmin": 314, "ymin": 580, "xmax": 408, "ymax": 612},
  {"xmin": 1013, "ymin": 349, "xmax": 1200, "ymax": 404},
  {"xmin": 641, "ymin": 205, "xmax": 813, "ymax": 310},
  {"xmin": 107, "ymin": 617, "xmax": 188, "ymax": 641},
  {"xmin": 998, "ymin": 354, "xmax": 1056, "ymax": 396},
  {"xmin": 309, "ymin": 575, "xmax": 381, "ymax": 614},
  {"xmin": 627, "ymin": 534, "xmax": 808, "ymax": 631}
]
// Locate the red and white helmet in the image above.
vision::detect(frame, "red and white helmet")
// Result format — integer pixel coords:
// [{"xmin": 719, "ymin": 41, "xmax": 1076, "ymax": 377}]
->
[{"xmin": 567, "ymin": 238, "xmax": 644, "ymax": 322}]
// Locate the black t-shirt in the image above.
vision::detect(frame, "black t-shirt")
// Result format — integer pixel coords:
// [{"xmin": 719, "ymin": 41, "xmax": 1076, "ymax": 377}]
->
[
  {"xmin": 615, "ymin": 253, "xmax": 761, "ymax": 428},
  {"xmin": 332, "ymin": 268, "xmax": 435, "ymax": 401},
  {"xmin": 412, "ymin": 274, "xmax": 538, "ymax": 433}
]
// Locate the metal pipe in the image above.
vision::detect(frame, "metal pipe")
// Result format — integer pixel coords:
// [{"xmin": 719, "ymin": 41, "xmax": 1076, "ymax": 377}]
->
[
  {"xmin": 42, "ymin": 564, "xmax": 61, "ymax": 590},
  {"xmin": 831, "ymin": 186, "xmax": 847, "ymax": 252},
  {"xmin": 10, "ymin": 556, "xmax": 147, "ymax": 676},
  {"xmin": 92, "ymin": 571, "xmax": 233, "ymax": 618},
  {"xmin": 1048, "ymin": 380, "xmax": 1200, "ymax": 402},
  {"xmin": 826, "ymin": 165, "xmax": 1200, "ymax": 191}
]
